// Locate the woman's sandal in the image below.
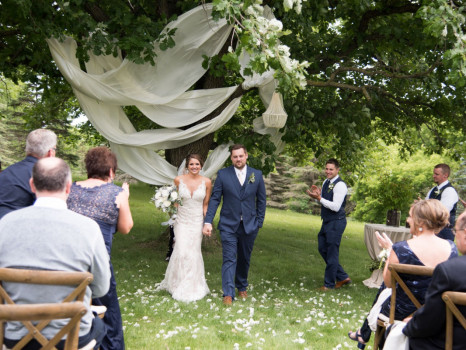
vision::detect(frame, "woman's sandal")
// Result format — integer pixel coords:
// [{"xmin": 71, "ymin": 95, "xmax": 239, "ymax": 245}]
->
[{"xmin": 348, "ymin": 330, "xmax": 366, "ymax": 349}]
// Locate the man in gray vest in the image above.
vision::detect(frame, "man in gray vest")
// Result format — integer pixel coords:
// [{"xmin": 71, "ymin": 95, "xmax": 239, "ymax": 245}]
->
[
  {"xmin": 307, "ymin": 158, "xmax": 351, "ymax": 291},
  {"xmin": 426, "ymin": 163, "xmax": 458, "ymax": 241},
  {"xmin": 0, "ymin": 157, "xmax": 110, "ymax": 349}
]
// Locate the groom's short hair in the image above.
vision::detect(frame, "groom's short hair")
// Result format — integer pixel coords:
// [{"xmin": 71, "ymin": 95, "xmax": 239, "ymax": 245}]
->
[{"xmin": 231, "ymin": 144, "xmax": 247, "ymax": 153}]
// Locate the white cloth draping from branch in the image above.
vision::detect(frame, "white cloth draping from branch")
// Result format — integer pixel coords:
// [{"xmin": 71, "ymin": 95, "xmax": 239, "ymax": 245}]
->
[{"xmin": 47, "ymin": 4, "xmax": 284, "ymax": 185}]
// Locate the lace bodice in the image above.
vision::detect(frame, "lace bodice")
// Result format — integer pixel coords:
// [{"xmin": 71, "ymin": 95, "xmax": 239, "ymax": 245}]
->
[
  {"xmin": 67, "ymin": 182, "xmax": 122, "ymax": 225},
  {"xmin": 176, "ymin": 179, "xmax": 205, "ymax": 225}
]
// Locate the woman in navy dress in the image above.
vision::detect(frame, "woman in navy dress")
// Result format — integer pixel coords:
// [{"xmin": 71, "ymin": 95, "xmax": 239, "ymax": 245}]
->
[
  {"xmin": 67, "ymin": 147, "xmax": 133, "ymax": 350},
  {"xmin": 348, "ymin": 199, "xmax": 457, "ymax": 349}
]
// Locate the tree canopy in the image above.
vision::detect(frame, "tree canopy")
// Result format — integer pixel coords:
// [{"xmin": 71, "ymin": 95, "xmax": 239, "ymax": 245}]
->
[{"xmin": 0, "ymin": 0, "xmax": 464, "ymax": 174}]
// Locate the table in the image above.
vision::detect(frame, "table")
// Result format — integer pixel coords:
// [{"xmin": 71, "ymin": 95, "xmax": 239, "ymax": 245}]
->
[{"xmin": 363, "ymin": 223, "xmax": 412, "ymax": 288}]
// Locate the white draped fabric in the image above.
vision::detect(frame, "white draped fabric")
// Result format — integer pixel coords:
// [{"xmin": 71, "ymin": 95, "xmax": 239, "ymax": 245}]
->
[{"xmin": 47, "ymin": 4, "xmax": 284, "ymax": 184}]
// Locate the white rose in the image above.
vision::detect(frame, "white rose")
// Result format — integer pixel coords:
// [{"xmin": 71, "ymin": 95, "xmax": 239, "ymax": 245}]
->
[
  {"xmin": 155, "ymin": 192, "xmax": 161, "ymax": 199},
  {"xmin": 161, "ymin": 189, "xmax": 169, "ymax": 198},
  {"xmin": 155, "ymin": 199, "xmax": 163, "ymax": 208},
  {"xmin": 283, "ymin": 0, "xmax": 294, "ymax": 11},
  {"xmin": 170, "ymin": 192, "xmax": 178, "ymax": 200},
  {"xmin": 163, "ymin": 200, "xmax": 171, "ymax": 208},
  {"xmin": 269, "ymin": 19, "xmax": 283, "ymax": 31}
]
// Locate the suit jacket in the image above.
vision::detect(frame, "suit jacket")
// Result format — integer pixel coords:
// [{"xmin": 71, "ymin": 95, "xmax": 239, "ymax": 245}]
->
[
  {"xmin": 403, "ymin": 255, "xmax": 466, "ymax": 349},
  {"xmin": 0, "ymin": 156, "xmax": 37, "ymax": 219},
  {"xmin": 205, "ymin": 165, "xmax": 266, "ymax": 234}
]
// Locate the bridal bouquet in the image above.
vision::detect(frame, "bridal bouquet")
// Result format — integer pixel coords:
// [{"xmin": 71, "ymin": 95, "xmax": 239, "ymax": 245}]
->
[{"xmin": 151, "ymin": 185, "xmax": 182, "ymax": 225}]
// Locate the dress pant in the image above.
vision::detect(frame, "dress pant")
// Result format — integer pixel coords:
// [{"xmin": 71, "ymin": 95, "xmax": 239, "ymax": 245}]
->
[
  {"xmin": 92, "ymin": 262, "xmax": 125, "ymax": 350},
  {"xmin": 220, "ymin": 222, "xmax": 258, "ymax": 298},
  {"xmin": 317, "ymin": 218, "xmax": 348, "ymax": 288}
]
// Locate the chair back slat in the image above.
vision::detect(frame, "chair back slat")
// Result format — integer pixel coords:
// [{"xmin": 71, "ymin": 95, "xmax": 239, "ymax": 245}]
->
[
  {"xmin": 375, "ymin": 263, "xmax": 434, "ymax": 349},
  {"xmin": 0, "ymin": 268, "xmax": 93, "ymax": 350},
  {"xmin": 443, "ymin": 291, "xmax": 466, "ymax": 350}
]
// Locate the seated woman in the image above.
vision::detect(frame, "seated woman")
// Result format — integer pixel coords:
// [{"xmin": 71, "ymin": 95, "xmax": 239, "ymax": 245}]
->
[
  {"xmin": 348, "ymin": 199, "xmax": 458, "ymax": 349},
  {"xmin": 67, "ymin": 146, "xmax": 133, "ymax": 350}
]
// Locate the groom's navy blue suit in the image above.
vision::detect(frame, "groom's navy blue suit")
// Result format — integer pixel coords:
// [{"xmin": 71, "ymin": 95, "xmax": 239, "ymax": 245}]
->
[{"xmin": 205, "ymin": 165, "xmax": 266, "ymax": 298}]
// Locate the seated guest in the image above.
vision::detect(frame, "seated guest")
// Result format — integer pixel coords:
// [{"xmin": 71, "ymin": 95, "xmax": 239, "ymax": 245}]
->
[
  {"xmin": 0, "ymin": 129, "xmax": 57, "ymax": 219},
  {"xmin": 0, "ymin": 157, "xmax": 110, "ymax": 349},
  {"xmin": 348, "ymin": 199, "xmax": 458, "ymax": 349},
  {"xmin": 67, "ymin": 146, "xmax": 133, "ymax": 350},
  {"xmin": 403, "ymin": 211, "xmax": 466, "ymax": 349}
]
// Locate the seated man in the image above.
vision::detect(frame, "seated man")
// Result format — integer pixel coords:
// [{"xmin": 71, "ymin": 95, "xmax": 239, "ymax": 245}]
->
[
  {"xmin": 403, "ymin": 210, "xmax": 466, "ymax": 349},
  {"xmin": 0, "ymin": 157, "xmax": 110, "ymax": 349}
]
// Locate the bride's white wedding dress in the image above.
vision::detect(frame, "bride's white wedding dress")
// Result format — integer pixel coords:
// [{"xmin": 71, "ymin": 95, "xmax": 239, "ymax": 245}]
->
[{"xmin": 156, "ymin": 179, "xmax": 210, "ymax": 302}]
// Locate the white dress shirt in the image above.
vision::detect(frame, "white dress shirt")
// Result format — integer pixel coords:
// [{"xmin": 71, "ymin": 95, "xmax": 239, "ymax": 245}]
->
[
  {"xmin": 425, "ymin": 180, "xmax": 458, "ymax": 212},
  {"xmin": 320, "ymin": 175, "xmax": 348, "ymax": 212},
  {"xmin": 34, "ymin": 196, "xmax": 68, "ymax": 210}
]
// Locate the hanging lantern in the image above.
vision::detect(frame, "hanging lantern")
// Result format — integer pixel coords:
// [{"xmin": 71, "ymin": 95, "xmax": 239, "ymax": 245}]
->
[{"xmin": 262, "ymin": 92, "xmax": 288, "ymax": 128}]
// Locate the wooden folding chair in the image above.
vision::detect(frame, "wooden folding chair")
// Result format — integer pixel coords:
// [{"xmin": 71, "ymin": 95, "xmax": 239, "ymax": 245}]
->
[
  {"xmin": 373, "ymin": 263, "xmax": 434, "ymax": 349},
  {"xmin": 0, "ymin": 268, "xmax": 94, "ymax": 350},
  {"xmin": 442, "ymin": 291, "xmax": 466, "ymax": 350}
]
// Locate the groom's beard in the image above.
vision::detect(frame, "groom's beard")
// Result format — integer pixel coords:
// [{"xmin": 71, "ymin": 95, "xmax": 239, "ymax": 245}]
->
[{"xmin": 234, "ymin": 164, "xmax": 246, "ymax": 170}]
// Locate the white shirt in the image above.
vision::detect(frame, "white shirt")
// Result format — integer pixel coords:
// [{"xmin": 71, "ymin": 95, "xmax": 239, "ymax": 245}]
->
[
  {"xmin": 235, "ymin": 165, "xmax": 247, "ymax": 186},
  {"xmin": 425, "ymin": 180, "xmax": 458, "ymax": 212},
  {"xmin": 320, "ymin": 175, "xmax": 348, "ymax": 212},
  {"xmin": 34, "ymin": 196, "xmax": 68, "ymax": 210}
]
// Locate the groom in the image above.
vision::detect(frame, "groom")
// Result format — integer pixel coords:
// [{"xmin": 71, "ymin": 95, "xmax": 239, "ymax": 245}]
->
[{"xmin": 203, "ymin": 144, "xmax": 266, "ymax": 305}]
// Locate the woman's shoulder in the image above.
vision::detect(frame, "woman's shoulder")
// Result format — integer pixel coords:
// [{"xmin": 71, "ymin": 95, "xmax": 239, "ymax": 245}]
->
[
  {"xmin": 201, "ymin": 176, "xmax": 211, "ymax": 185},
  {"xmin": 447, "ymin": 239, "xmax": 459, "ymax": 258}
]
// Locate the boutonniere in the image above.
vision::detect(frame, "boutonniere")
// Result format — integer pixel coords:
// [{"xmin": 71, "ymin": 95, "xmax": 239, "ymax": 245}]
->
[
  {"xmin": 248, "ymin": 173, "xmax": 255, "ymax": 184},
  {"xmin": 327, "ymin": 183, "xmax": 334, "ymax": 192},
  {"xmin": 434, "ymin": 188, "xmax": 441, "ymax": 196}
]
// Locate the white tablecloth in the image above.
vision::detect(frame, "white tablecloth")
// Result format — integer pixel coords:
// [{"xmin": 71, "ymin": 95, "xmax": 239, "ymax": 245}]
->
[{"xmin": 363, "ymin": 223, "xmax": 412, "ymax": 288}]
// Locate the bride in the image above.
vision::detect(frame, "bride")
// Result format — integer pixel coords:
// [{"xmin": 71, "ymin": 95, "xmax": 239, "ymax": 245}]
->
[{"xmin": 156, "ymin": 154, "xmax": 212, "ymax": 302}]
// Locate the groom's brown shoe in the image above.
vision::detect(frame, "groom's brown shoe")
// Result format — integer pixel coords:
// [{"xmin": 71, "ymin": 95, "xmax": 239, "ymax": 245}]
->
[
  {"xmin": 238, "ymin": 291, "xmax": 248, "ymax": 299},
  {"xmin": 335, "ymin": 277, "xmax": 351, "ymax": 289},
  {"xmin": 223, "ymin": 296, "xmax": 233, "ymax": 305}
]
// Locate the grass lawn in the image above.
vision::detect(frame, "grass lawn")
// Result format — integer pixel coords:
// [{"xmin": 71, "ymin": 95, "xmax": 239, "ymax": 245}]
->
[{"xmin": 112, "ymin": 182, "xmax": 379, "ymax": 349}]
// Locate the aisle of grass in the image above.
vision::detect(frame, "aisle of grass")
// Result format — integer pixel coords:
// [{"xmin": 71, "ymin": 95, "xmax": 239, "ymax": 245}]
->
[{"xmin": 111, "ymin": 182, "xmax": 379, "ymax": 349}]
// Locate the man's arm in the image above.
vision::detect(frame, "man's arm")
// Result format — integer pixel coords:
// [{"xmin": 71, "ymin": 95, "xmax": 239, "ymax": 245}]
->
[
  {"xmin": 403, "ymin": 263, "xmax": 449, "ymax": 337},
  {"xmin": 320, "ymin": 181, "xmax": 347, "ymax": 212},
  {"xmin": 255, "ymin": 171, "xmax": 266, "ymax": 228},
  {"xmin": 204, "ymin": 172, "xmax": 223, "ymax": 225},
  {"xmin": 440, "ymin": 187, "xmax": 459, "ymax": 212}
]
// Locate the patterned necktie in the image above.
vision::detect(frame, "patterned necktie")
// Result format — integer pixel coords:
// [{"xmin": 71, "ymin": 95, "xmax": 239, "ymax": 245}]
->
[{"xmin": 238, "ymin": 171, "xmax": 245, "ymax": 185}]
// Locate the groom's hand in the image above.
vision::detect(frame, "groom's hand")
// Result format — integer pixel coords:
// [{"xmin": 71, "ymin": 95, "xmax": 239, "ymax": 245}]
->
[{"xmin": 203, "ymin": 223, "xmax": 212, "ymax": 237}]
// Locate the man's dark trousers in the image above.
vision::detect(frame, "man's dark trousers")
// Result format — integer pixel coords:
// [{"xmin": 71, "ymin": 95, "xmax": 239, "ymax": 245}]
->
[{"xmin": 318, "ymin": 218, "xmax": 348, "ymax": 288}]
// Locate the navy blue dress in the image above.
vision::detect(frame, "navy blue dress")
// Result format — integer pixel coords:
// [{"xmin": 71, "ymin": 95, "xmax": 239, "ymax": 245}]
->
[
  {"xmin": 380, "ymin": 240, "xmax": 458, "ymax": 320},
  {"xmin": 67, "ymin": 182, "xmax": 125, "ymax": 350}
]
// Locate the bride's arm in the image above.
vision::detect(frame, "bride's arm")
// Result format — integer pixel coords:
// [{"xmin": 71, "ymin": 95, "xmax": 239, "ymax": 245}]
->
[
  {"xmin": 203, "ymin": 177, "xmax": 212, "ymax": 217},
  {"xmin": 174, "ymin": 176, "xmax": 181, "ymax": 208}
]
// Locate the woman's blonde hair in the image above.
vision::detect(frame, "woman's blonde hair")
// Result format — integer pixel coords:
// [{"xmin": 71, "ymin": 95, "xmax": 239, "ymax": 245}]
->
[{"xmin": 411, "ymin": 199, "xmax": 450, "ymax": 233}]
